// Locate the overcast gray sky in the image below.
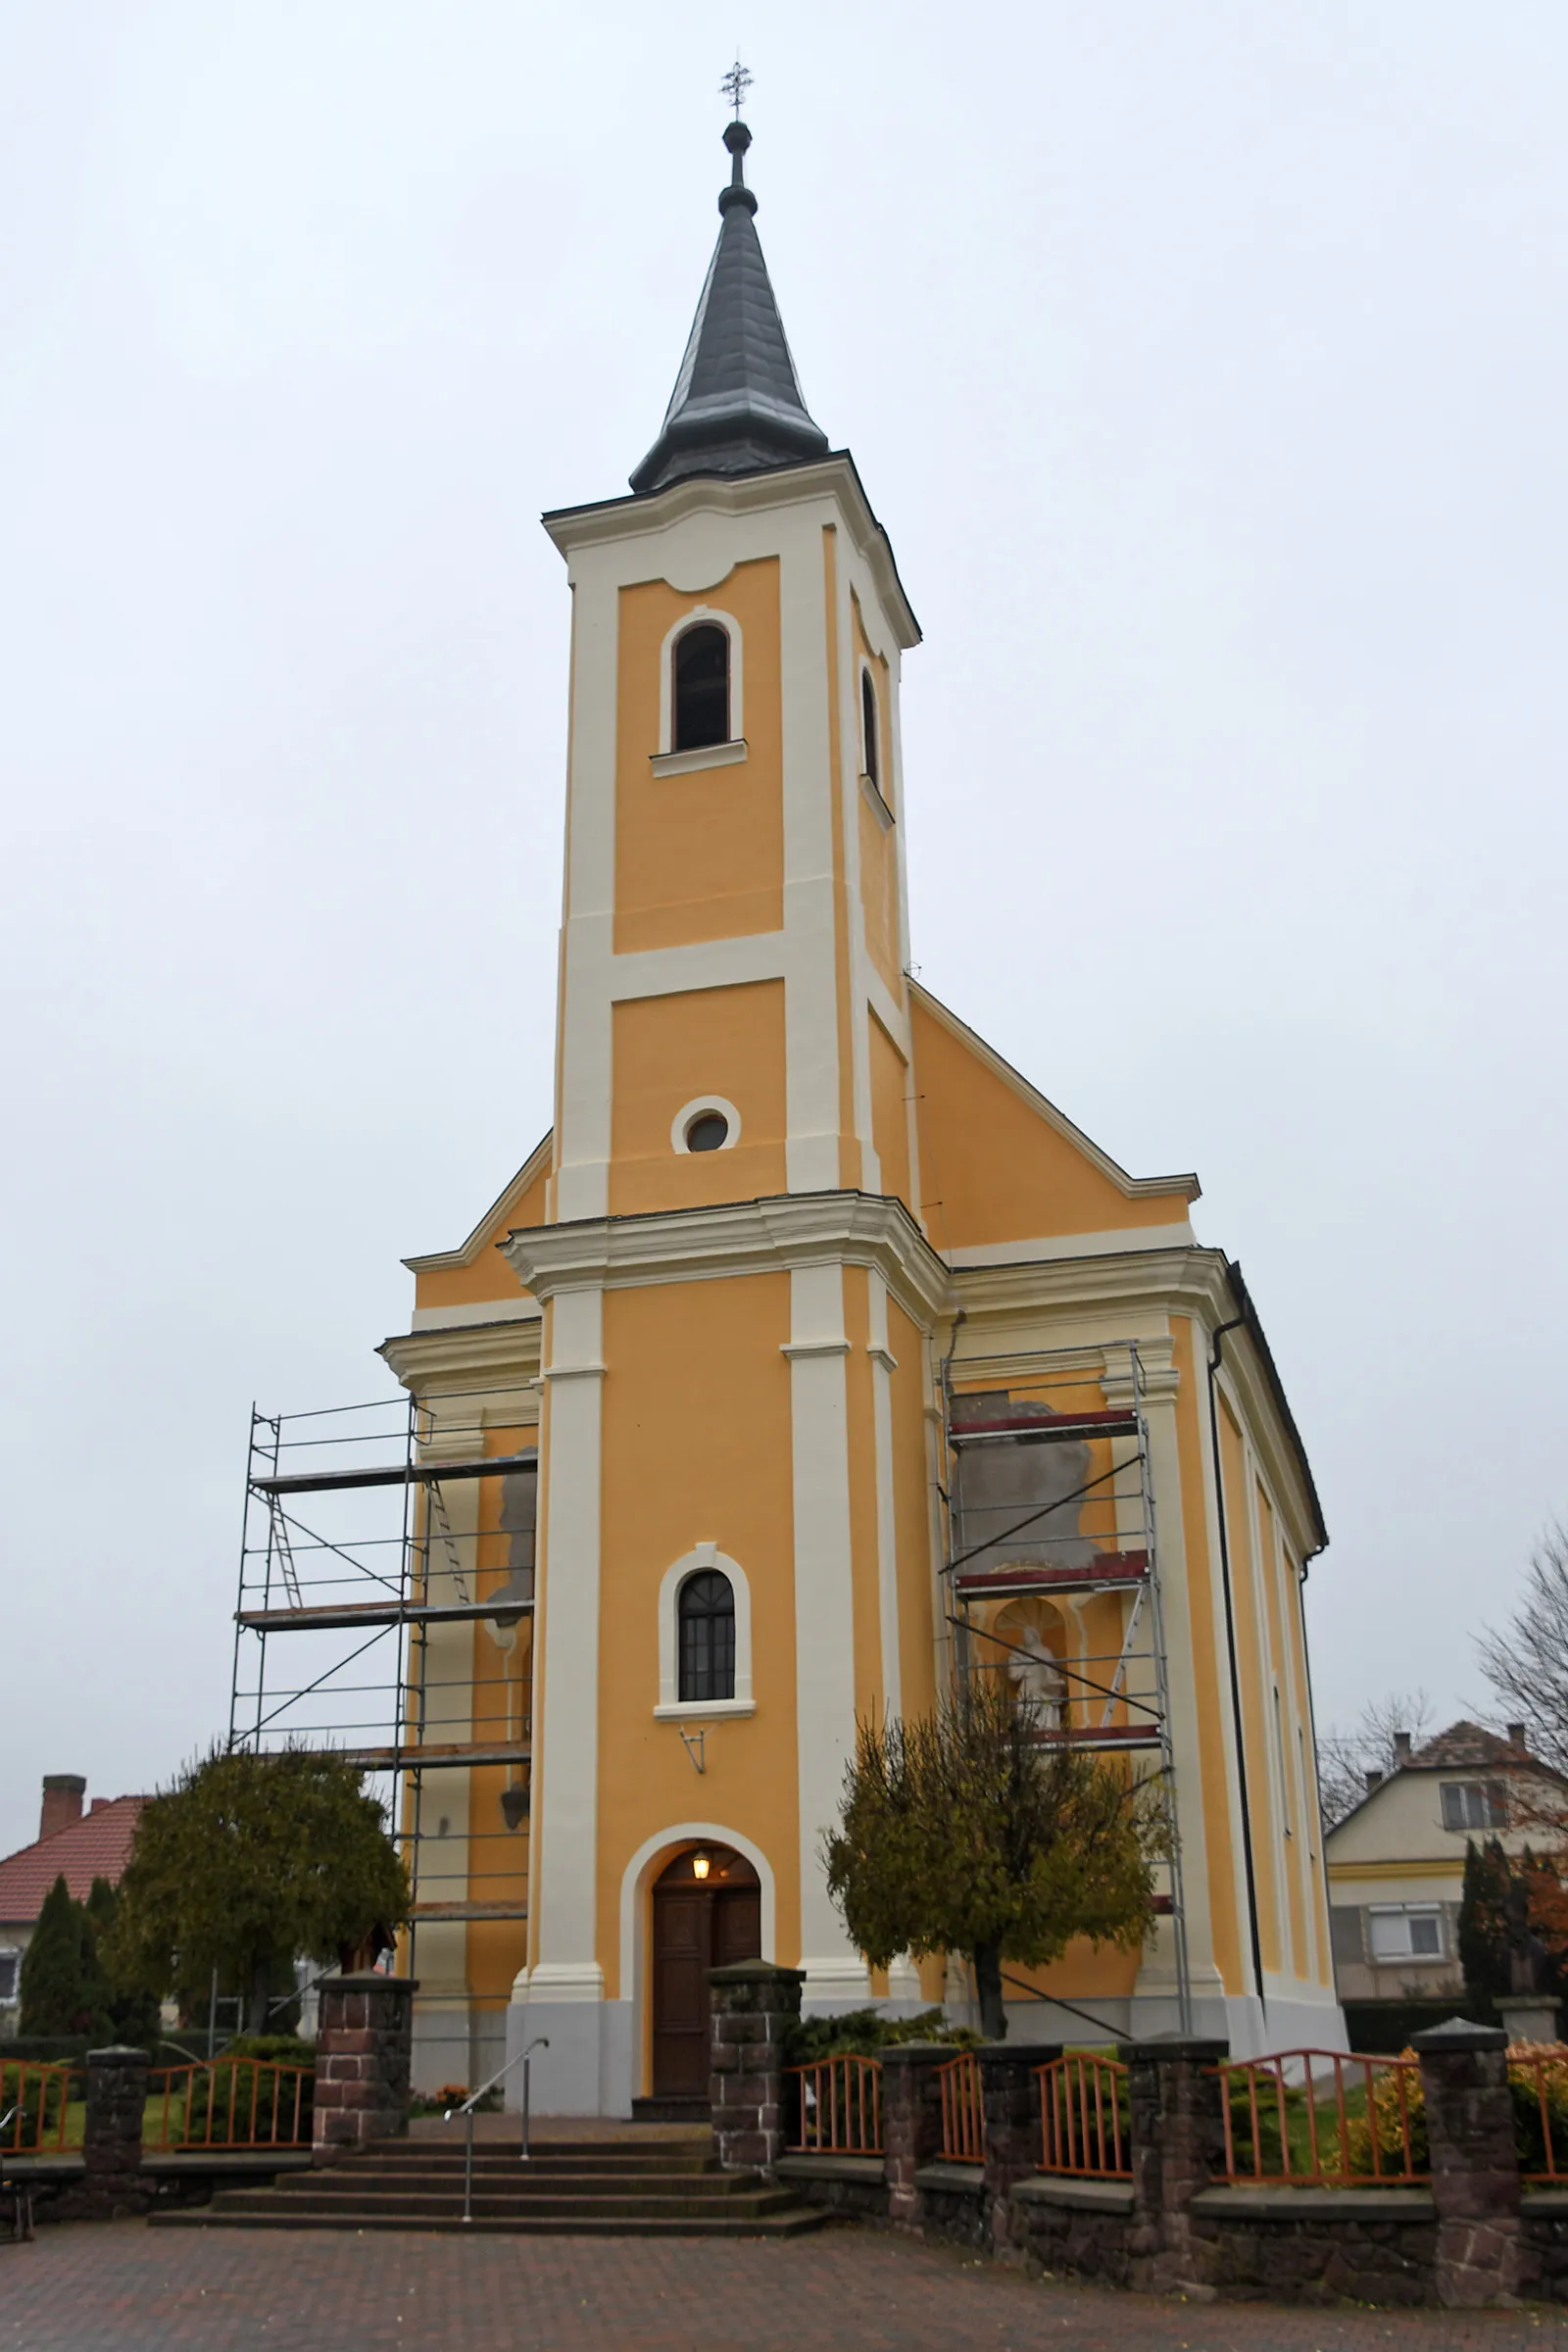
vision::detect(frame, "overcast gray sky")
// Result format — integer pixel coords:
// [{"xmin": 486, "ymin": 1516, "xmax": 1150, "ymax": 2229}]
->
[{"xmin": 2, "ymin": 2, "xmax": 1564, "ymax": 1860}]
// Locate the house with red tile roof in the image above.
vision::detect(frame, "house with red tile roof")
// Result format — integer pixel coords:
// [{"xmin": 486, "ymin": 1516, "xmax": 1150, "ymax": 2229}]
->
[
  {"xmin": 0, "ymin": 1775, "xmax": 147, "ymax": 2034},
  {"xmin": 1324, "ymin": 1721, "xmax": 1568, "ymax": 2020}
]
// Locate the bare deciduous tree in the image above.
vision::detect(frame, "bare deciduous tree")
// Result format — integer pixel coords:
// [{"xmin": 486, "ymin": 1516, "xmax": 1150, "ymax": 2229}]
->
[
  {"xmin": 1315, "ymin": 1689, "xmax": 1436, "ymax": 1832},
  {"xmin": 1477, "ymin": 1525, "xmax": 1568, "ymax": 1775}
]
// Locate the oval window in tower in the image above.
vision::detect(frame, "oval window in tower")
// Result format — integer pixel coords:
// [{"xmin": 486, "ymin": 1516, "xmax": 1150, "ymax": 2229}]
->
[
  {"xmin": 672, "ymin": 622, "xmax": 730, "ymax": 752},
  {"xmin": 684, "ymin": 1110, "xmax": 730, "ymax": 1152}
]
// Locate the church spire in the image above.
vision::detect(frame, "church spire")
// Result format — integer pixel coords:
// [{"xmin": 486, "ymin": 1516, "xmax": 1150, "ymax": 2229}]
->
[{"xmin": 629, "ymin": 119, "xmax": 830, "ymax": 497}]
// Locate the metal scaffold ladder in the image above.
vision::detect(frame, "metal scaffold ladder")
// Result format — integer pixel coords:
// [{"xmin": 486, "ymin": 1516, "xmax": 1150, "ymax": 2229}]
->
[{"xmin": 940, "ymin": 1340, "xmax": 1194, "ymax": 2034}]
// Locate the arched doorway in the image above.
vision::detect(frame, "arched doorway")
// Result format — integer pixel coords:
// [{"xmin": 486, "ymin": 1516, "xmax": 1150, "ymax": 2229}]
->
[{"xmin": 649, "ymin": 1844, "xmax": 760, "ymax": 2108}]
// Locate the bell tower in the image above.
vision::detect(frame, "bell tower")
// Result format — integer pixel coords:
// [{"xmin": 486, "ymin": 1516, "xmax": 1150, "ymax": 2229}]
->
[
  {"xmin": 542, "ymin": 117, "xmax": 923, "ymax": 1230},
  {"xmin": 502, "ymin": 118, "xmax": 948, "ymax": 2114}
]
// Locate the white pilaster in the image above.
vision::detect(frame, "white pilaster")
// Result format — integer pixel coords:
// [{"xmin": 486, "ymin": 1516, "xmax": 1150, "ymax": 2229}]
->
[
  {"xmin": 866, "ymin": 1270, "xmax": 903, "ymax": 1722},
  {"xmin": 555, "ymin": 572, "xmax": 617, "ymax": 1223},
  {"xmin": 523, "ymin": 1282, "xmax": 608, "ymax": 2107},
  {"xmin": 778, "ymin": 521, "xmax": 843, "ymax": 1194},
  {"xmin": 785, "ymin": 1259, "xmax": 871, "ymax": 2006}
]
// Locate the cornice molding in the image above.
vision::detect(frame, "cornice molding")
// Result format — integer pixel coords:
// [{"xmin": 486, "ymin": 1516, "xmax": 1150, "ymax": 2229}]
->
[
  {"xmin": 541, "ymin": 455, "xmax": 921, "ymax": 651},
  {"xmin": 949, "ymin": 1244, "xmax": 1230, "ymax": 1320},
  {"xmin": 942, "ymin": 1245, "xmax": 1321, "ymax": 1560},
  {"xmin": 501, "ymin": 1190, "xmax": 952, "ymax": 1332},
  {"xmin": 377, "ymin": 1319, "xmax": 544, "ymax": 1398}
]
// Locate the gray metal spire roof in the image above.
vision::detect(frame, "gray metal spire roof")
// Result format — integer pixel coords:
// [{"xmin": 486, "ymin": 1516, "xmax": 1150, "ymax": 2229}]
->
[{"xmin": 629, "ymin": 122, "xmax": 829, "ymax": 497}]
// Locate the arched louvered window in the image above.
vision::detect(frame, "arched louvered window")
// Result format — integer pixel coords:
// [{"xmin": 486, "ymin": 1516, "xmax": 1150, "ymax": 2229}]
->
[
  {"xmin": 678, "ymin": 1569, "xmax": 736, "ymax": 1703},
  {"xmin": 672, "ymin": 623, "xmax": 730, "ymax": 753},
  {"xmin": 860, "ymin": 667, "xmax": 880, "ymax": 789}
]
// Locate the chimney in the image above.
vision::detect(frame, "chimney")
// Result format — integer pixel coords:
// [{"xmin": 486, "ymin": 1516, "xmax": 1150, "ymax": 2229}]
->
[
  {"xmin": 39, "ymin": 1775, "xmax": 86, "ymax": 1840},
  {"xmin": 1364, "ymin": 1767, "xmax": 1384, "ymax": 1793},
  {"xmin": 1393, "ymin": 1732, "xmax": 1412, "ymax": 1765},
  {"xmin": 1509, "ymin": 1723, "xmax": 1527, "ymax": 1747}
]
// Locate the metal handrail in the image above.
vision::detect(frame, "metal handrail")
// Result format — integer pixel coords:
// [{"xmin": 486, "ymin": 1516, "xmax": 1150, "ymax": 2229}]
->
[{"xmin": 443, "ymin": 2034, "xmax": 550, "ymax": 2223}]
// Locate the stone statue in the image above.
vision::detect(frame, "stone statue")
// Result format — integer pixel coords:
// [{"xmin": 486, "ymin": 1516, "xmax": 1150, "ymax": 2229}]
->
[{"xmin": 1007, "ymin": 1627, "xmax": 1067, "ymax": 1731}]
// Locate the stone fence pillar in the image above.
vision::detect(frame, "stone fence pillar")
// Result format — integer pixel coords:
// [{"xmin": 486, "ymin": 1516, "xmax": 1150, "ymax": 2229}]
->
[
  {"xmin": 708, "ymin": 1960, "xmax": 804, "ymax": 2173},
  {"xmin": 80, "ymin": 2045, "xmax": 153, "ymax": 2218},
  {"xmin": 1412, "ymin": 2019, "xmax": 1528, "ymax": 2308},
  {"xmin": 1123, "ymin": 2034, "xmax": 1229, "ymax": 2296},
  {"xmin": 313, "ymin": 1973, "xmax": 417, "ymax": 2164},
  {"xmin": 880, "ymin": 2043, "xmax": 953, "ymax": 2229},
  {"xmin": 978, "ymin": 2041, "xmax": 1060, "ymax": 2255}
]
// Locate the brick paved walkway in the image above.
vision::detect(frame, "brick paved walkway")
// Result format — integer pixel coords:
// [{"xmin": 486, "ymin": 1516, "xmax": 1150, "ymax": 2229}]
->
[{"xmin": 5, "ymin": 2221, "xmax": 1568, "ymax": 2349}]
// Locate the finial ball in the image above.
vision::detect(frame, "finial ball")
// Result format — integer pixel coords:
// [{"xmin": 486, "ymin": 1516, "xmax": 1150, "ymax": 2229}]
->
[{"xmin": 723, "ymin": 120, "xmax": 752, "ymax": 156}]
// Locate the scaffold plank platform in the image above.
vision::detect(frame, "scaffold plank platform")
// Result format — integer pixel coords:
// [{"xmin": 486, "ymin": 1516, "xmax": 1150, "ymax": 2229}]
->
[
  {"xmin": 236, "ymin": 1596, "xmax": 535, "ymax": 1634},
  {"xmin": 1028, "ymin": 1723, "xmax": 1164, "ymax": 1753},
  {"xmin": 325, "ymin": 1740, "xmax": 533, "ymax": 1772},
  {"xmin": 948, "ymin": 1410, "xmax": 1139, "ymax": 1445},
  {"xmin": 251, "ymin": 1449, "xmax": 538, "ymax": 1498},
  {"xmin": 411, "ymin": 1900, "xmax": 529, "ymax": 1923},
  {"xmin": 952, "ymin": 1551, "xmax": 1149, "ymax": 1600}
]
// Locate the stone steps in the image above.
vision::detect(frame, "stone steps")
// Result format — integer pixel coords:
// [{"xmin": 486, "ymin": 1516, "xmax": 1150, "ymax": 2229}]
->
[
  {"xmin": 149, "ymin": 2133, "xmax": 825, "ymax": 2237},
  {"xmin": 154, "ymin": 2206, "xmax": 825, "ymax": 2236}
]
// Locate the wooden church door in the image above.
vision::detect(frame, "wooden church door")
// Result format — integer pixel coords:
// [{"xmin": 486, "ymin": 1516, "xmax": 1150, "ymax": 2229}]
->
[{"xmin": 650, "ymin": 1846, "xmax": 761, "ymax": 2099}]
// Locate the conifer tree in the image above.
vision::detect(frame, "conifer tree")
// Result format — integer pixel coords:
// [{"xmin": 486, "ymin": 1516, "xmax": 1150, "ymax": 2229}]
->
[
  {"xmin": 84, "ymin": 1877, "xmax": 160, "ymax": 2047},
  {"xmin": 106, "ymin": 1747, "xmax": 409, "ymax": 2034},
  {"xmin": 19, "ymin": 1875, "xmax": 107, "ymax": 2036},
  {"xmin": 824, "ymin": 1679, "xmax": 1164, "ymax": 2038}
]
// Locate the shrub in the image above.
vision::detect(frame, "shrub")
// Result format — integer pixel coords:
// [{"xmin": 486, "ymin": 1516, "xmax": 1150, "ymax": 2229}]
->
[
  {"xmin": 1342, "ymin": 2042, "xmax": 1568, "ymax": 2180},
  {"xmin": 222, "ymin": 2034, "xmax": 315, "ymax": 2069},
  {"xmin": 180, "ymin": 2048, "xmax": 315, "ymax": 2146},
  {"xmin": 785, "ymin": 2005, "xmax": 981, "ymax": 2065},
  {"xmin": 1340, "ymin": 2054, "xmax": 1430, "ymax": 2177},
  {"xmin": 0, "ymin": 2060, "xmax": 72, "ymax": 2150}
]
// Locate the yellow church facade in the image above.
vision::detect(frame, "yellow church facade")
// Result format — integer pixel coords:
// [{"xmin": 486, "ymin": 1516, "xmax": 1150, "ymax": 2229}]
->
[{"xmin": 368, "ymin": 120, "xmax": 1343, "ymax": 2111}]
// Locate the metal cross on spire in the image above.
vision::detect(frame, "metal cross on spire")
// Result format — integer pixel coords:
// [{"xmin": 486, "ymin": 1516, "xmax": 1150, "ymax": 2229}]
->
[{"xmin": 720, "ymin": 56, "xmax": 753, "ymax": 120}]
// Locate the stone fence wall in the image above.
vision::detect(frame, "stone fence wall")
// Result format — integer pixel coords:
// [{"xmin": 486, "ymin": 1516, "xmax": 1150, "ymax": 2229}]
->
[
  {"xmin": 710, "ymin": 1972, "xmax": 1568, "ymax": 2312},
  {"xmin": 3, "ymin": 1975, "xmax": 417, "ymax": 2230}
]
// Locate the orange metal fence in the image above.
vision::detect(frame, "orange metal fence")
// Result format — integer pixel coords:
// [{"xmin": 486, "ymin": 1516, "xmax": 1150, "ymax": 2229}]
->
[
  {"xmin": 787, "ymin": 2057, "xmax": 883, "ymax": 2155},
  {"xmin": 1215, "ymin": 2049, "xmax": 1425, "ymax": 2186},
  {"xmin": 0, "ymin": 2062, "xmax": 73, "ymax": 2156},
  {"xmin": 1037, "ymin": 2053, "xmax": 1131, "ymax": 2179},
  {"xmin": 145, "ymin": 2060, "xmax": 313, "ymax": 2152},
  {"xmin": 938, "ymin": 2050, "xmax": 984, "ymax": 2162}
]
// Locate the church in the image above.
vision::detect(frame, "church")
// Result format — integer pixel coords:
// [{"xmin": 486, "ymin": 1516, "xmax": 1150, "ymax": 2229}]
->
[{"xmin": 362, "ymin": 115, "xmax": 1345, "ymax": 2113}]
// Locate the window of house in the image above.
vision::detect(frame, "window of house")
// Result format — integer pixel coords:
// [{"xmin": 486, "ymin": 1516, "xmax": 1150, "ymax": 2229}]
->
[
  {"xmin": 860, "ymin": 667, "xmax": 880, "ymax": 789},
  {"xmin": 684, "ymin": 1110, "xmax": 729, "ymax": 1152},
  {"xmin": 678, "ymin": 1570, "xmax": 736, "ymax": 1703},
  {"xmin": 672, "ymin": 623, "xmax": 730, "ymax": 752},
  {"xmin": 0, "ymin": 1950, "xmax": 18, "ymax": 2004},
  {"xmin": 1441, "ymin": 1782, "xmax": 1506, "ymax": 1832},
  {"xmin": 1368, "ymin": 1906, "xmax": 1445, "ymax": 1962}
]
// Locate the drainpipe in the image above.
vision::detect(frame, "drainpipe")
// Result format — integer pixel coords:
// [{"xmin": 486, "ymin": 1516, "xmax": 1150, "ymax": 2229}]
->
[{"xmin": 1206, "ymin": 1300, "xmax": 1267, "ymax": 2021}]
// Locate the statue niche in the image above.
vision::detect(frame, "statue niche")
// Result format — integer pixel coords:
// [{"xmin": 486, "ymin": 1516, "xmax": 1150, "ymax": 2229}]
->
[{"xmin": 993, "ymin": 1599, "xmax": 1069, "ymax": 1732}]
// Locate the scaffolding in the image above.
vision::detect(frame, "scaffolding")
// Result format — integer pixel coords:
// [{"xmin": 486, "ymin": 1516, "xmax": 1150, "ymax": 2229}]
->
[
  {"xmin": 227, "ymin": 1384, "xmax": 538, "ymax": 2086},
  {"xmin": 939, "ymin": 1339, "xmax": 1193, "ymax": 2034}
]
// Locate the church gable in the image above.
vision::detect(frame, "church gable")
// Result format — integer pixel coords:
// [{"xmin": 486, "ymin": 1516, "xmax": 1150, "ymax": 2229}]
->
[
  {"xmin": 909, "ymin": 985, "xmax": 1198, "ymax": 1256},
  {"xmin": 405, "ymin": 1132, "xmax": 551, "ymax": 1315}
]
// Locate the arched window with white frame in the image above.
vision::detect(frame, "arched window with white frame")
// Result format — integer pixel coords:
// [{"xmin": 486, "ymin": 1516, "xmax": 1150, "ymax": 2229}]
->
[
  {"xmin": 672, "ymin": 622, "xmax": 730, "ymax": 753},
  {"xmin": 655, "ymin": 1544, "xmax": 755, "ymax": 1718},
  {"xmin": 678, "ymin": 1569, "xmax": 735, "ymax": 1702}
]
